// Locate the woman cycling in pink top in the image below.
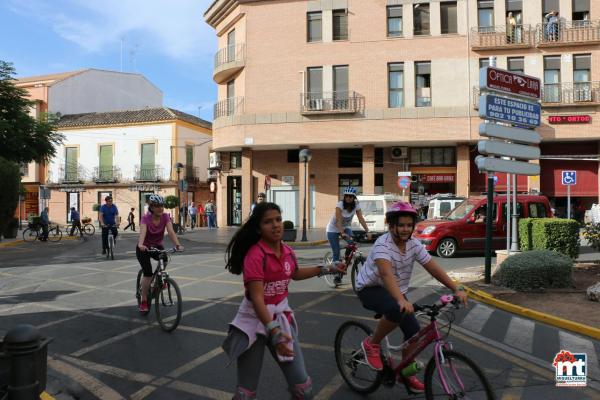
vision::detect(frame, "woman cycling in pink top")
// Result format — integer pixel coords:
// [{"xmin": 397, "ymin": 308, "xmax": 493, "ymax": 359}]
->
[
  {"xmin": 222, "ymin": 202, "xmax": 346, "ymax": 399},
  {"xmin": 136, "ymin": 194, "xmax": 183, "ymax": 313}
]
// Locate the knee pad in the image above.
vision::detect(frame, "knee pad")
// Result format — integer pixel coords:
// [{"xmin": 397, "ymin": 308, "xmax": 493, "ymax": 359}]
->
[
  {"xmin": 233, "ymin": 387, "xmax": 256, "ymax": 400},
  {"xmin": 290, "ymin": 377, "xmax": 313, "ymax": 400}
]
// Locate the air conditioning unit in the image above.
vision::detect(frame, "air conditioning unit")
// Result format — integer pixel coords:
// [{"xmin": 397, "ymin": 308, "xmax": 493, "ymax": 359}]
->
[
  {"xmin": 390, "ymin": 146, "xmax": 408, "ymax": 160},
  {"xmin": 209, "ymin": 152, "xmax": 222, "ymax": 169}
]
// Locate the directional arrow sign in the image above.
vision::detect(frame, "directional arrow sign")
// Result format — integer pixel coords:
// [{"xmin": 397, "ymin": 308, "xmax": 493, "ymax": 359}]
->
[
  {"xmin": 475, "ymin": 156, "xmax": 540, "ymax": 176},
  {"xmin": 479, "ymin": 123, "xmax": 541, "ymax": 144},
  {"xmin": 479, "ymin": 94, "xmax": 541, "ymax": 127},
  {"xmin": 478, "ymin": 140, "xmax": 540, "ymax": 160}
]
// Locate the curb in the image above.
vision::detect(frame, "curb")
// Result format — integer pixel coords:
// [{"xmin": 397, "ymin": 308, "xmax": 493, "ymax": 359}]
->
[
  {"xmin": 40, "ymin": 392, "xmax": 55, "ymax": 400},
  {"xmin": 462, "ymin": 284, "xmax": 600, "ymax": 340},
  {"xmin": 287, "ymin": 239, "xmax": 329, "ymax": 247},
  {"xmin": 0, "ymin": 239, "xmax": 24, "ymax": 248}
]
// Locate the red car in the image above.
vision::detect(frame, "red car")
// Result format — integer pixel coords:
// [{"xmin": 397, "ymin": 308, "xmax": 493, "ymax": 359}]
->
[{"xmin": 413, "ymin": 194, "xmax": 552, "ymax": 257}]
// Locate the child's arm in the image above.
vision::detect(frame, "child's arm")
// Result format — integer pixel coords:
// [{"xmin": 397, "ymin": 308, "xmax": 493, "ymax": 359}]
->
[
  {"xmin": 376, "ymin": 258, "xmax": 414, "ymax": 313},
  {"xmin": 422, "ymin": 259, "xmax": 468, "ymax": 305},
  {"xmin": 292, "ymin": 262, "xmax": 347, "ymax": 280}
]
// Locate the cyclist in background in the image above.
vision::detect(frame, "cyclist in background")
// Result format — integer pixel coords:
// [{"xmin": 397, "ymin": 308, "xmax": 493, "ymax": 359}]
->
[
  {"xmin": 136, "ymin": 194, "xmax": 183, "ymax": 313},
  {"xmin": 326, "ymin": 186, "xmax": 370, "ymax": 284},
  {"xmin": 69, "ymin": 207, "xmax": 82, "ymax": 237},
  {"xmin": 354, "ymin": 201, "xmax": 468, "ymax": 393},
  {"xmin": 223, "ymin": 202, "xmax": 345, "ymax": 399},
  {"xmin": 39, "ymin": 207, "xmax": 50, "ymax": 241},
  {"xmin": 99, "ymin": 196, "xmax": 120, "ymax": 255}
]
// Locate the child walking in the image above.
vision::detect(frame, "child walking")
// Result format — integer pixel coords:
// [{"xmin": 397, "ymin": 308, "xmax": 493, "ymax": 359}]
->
[{"xmin": 222, "ymin": 202, "xmax": 345, "ymax": 399}]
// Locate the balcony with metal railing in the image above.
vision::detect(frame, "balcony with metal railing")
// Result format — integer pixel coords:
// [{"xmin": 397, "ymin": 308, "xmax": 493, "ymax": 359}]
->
[
  {"xmin": 542, "ymin": 82, "xmax": 600, "ymax": 106},
  {"xmin": 537, "ymin": 20, "xmax": 600, "ymax": 47},
  {"xmin": 470, "ymin": 25, "xmax": 533, "ymax": 50},
  {"xmin": 214, "ymin": 97, "xmax": 245, "ymax": 119},
  {"xmin": 213, "ymin": 44, "xmax": 246, "ymax": 84},
  {"xmin": 92, "ymin": 166, "xmax": 121, "ymax": 183},
  {"xmin": 300, "ymin": 91, "xmax": 365, "ymax": 115},
  {"xmin": 185, "ymin": 165, "xmax": 201, "ymax": 183},
  {"xmin": 134, "ymin": 165, "xmax": 164, "ymax": 182},
  {"xmin": 58, "ymin": 164, "xmax": 86, "ymax": 183}
]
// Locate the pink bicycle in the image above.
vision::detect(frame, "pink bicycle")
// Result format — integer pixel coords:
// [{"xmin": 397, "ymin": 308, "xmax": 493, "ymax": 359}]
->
[{"xmin": 334, "ymin": 295, "xmax": 495, "ymax": 399}]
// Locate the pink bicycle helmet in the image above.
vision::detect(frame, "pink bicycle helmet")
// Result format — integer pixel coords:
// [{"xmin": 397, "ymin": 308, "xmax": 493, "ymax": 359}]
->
[{"xmin": 386, "ymin": 201, "xmax": 418, "ymax": 217}]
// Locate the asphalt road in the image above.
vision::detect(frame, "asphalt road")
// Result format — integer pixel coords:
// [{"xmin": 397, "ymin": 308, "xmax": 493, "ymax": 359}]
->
[{"xmin": 1, "ymin": 233, "xmax": 599, "ymax": 399}]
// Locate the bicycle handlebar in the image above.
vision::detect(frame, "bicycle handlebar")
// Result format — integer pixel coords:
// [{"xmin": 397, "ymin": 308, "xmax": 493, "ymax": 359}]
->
[
  {"xmin": 414, "ymin": 295, "xmax": 459, "ymax": 315},
  {"xmin": 147, "ymin": 247, "xmax": 182, "ymax": 254}
]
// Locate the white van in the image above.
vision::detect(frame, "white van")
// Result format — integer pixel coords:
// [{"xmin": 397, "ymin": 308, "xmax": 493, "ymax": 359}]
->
[
  {"xmin": 351, "ymin": 194, "xmax": 402, "ymax": 238},
  {"xmin": 426, "ymin": 195, "xmax": 465, "ymax": 220}
]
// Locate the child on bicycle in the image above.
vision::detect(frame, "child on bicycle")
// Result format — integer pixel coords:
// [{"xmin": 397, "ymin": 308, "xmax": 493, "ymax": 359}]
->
[
  {"xmin": 223, "ymin": 202, "xmax": 345, "ymax": 400},
  {"xmin": 136, "ymin": 194, "xmax": 184, "ymax": 313},
  {"xmin": 354, "ymin": 201, "xmax": 468, "ymax": 393}
]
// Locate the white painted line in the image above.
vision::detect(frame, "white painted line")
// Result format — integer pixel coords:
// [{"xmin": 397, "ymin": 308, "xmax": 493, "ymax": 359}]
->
[
  {"xmin": 60, "ymin": 355, "xmax": 155, "ymax": 383},
  {"xmin": 167, "ymin": 347, "xmax": 224, "ymax": 378},
  {"xmin": 559, "ymin": 331, "xmax": 600, "ymax": 380},
  {"xmin": 504, "ymin": 317, "xmax": 534, "ymax": 353},
  {"xmin": 167, "ymin": 380, "xmax": 232, "ymax": 400},
  {"xmin": 499, "ymin": 367, "xmax": 526, "ymax": 400},
  {"xmin": 71, "ymin": 324, "xmax": 152, "ymax": 357},
  {"xmin": 48, "ymin": 357, "xmax": 124, "ymax": 400},
  {"xmin": 296, "ymin": 292, "xmax": 337, "ymax": 311},
  {"xmin": 459, "ymin": 303, "xmax": 494, "ymax": 333},
  {"xmin": 129, "ymin": 385, "xmax": 157, "ymax": 400},
  {"xmin": 314, "ymin": 374, "xmax": 344, "ymax": 399}
]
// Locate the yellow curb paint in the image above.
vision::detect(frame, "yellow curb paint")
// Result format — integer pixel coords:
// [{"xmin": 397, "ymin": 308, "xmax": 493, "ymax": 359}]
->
[
  {"xmin": 40, "ymin": 392, "xmax": 55, "ymax": 400},
  {"xmin": 462, "ymin": 284, "xmax": 600, "ymax": 340},
  {"xmin": 0, "ymin": 240, "xmax": 24, "ymax": 248},
  {"xmin": 288, "ymin": 240, "xmax": 329, "ymax": 247}
]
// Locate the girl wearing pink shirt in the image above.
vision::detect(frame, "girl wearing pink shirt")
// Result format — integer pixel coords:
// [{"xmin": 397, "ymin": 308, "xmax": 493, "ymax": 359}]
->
[{"xmin": 223, "ymin": 202, "xmax": 345, "ymax": 400}]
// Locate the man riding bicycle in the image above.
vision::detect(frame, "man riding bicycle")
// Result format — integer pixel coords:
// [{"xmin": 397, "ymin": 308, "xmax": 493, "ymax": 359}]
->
[
  {"xmin": 99, "ymin": 196, "xmax": 120, "ymax": 255},
  {"xmin": 354, "ymin": 201, "xmax": 468, "ymax": 393},
  {"xmin": 69, "ymin": 207, "xmax": 83, "ymax": 237},
  {"xmin": 136, "ymin": 194, "xmax": 183, "ymax": 313}
]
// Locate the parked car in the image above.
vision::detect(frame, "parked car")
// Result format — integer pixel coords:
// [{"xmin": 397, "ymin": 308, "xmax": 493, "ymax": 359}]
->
[
  {"xmin": 413, "ymin": 194, "xmax": 552, "ymax": 257},
  {"xmin": 351, "ymin": 194, "xmax": 402, "ymax": 239},
  {"xmin": 426, "ymin": 195, "xmax": 465, "ymax": 220}
]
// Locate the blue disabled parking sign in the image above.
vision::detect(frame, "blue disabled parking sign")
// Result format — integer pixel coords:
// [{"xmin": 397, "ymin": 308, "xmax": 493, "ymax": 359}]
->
[{"xmin": 562, "ymin": 171, "xmax": 576, "ymax": 186}]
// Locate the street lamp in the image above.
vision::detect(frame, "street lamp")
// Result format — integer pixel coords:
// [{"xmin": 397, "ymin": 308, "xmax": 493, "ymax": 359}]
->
[
  {"xmin": 299, "ymin": 149, "xmax": 312, "ymax": 242},
  {"xmin": 175, "ymin": 162, "xmax": 184, "ymax": 227}
]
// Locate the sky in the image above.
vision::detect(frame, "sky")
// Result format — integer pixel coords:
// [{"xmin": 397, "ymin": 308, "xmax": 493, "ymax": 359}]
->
[{"xmin": 0, "ymin": 0, "xmax": 217, "ymax": 121}]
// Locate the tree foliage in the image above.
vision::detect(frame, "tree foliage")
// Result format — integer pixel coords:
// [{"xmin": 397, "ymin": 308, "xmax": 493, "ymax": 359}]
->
[
  {"xmin": 0, "ymin": 157, "xmax": 21, "ymax": 236},
  {"xmin": 0, "ymin": 61, "xmax": 63, "ymax": 163}
]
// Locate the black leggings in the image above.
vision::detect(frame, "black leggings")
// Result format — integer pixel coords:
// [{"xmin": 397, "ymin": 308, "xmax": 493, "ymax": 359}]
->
[
  {"xmin": 357, "ymin": 286, "xmax": 421, "ymax": 340},
  {"xmin": 136, "ymin": 245, "xmax": 163, "ymax": 277}
]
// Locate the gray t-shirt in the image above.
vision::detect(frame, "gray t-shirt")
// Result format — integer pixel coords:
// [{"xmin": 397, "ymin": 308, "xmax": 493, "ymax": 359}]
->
[{"xmin": 355, "ymin": 234, "xmax": 431, "ymax": 293}]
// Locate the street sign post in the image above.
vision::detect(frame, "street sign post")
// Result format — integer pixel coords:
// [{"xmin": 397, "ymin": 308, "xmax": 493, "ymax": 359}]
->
[
  {"xmin": 475, "ymin": 156, "xmax": 540, "ymax": 176},
  {"xmin": 562, "ymin": 171, "xmax": 577, "ymax": 219},
  {"xmin": 479, "ymin": 94, "xmax": 541, "ymax": 127},
  {"xmin": 479, "ymin": 123, "xmax": 541, "ymax": 144},
  {"xmin": 480, "ymin": 66, "xmax": 541, "ymax": 100},
  {"xmin": 478, "ymin": 140, "xmax": 540, "ymax": 160},
  {"xmin": 398, "ymin": 176, "xmax": 411, "ymax": 197}
]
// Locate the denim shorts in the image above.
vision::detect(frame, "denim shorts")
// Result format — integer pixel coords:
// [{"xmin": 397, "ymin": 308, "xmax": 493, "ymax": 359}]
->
[{"xmin": 357, "ymin": 285, "xmax": 421, "ymax": 340}]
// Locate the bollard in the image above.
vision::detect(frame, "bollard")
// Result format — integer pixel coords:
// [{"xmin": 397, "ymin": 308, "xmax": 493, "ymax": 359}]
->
[{"xmin": 4, "ymin": 325, "xmax": 41, "ymax": 400}]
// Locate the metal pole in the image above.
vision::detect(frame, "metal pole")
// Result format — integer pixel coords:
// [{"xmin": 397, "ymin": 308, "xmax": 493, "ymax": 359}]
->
[
  {"xmin": 177, "ymin": 170, "xmax": 181, "ymax": 227},
  {"xmin": 301, "ymin": 161, "xmax": 308, "ymax": 242},
  {"xmin": 567, "ymin": 184, "xmax": 571, "ymax": 219},
  {"xmin": 485, "ymin": 173, "xmax": 494, "ymax": 284},
  {"xmin": 506, "ymin": 173, "xmax": 511, "ymax": 254},
  {"xmin": 511, "ymin": 173, "xmax": 519, "ymax": 251}
]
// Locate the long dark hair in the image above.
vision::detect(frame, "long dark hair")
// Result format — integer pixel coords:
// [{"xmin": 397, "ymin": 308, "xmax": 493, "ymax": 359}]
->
[
  {"xmin": 343, "ymin": 196, "xmax": 357, "ymax": 212},
  {"xmin": 225, "ymin": 202, "xmax": 282, "ymax": 275}
]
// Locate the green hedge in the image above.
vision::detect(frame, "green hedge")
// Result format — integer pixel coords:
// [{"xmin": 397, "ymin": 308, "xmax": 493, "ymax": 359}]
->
[
  {"xmin": 518, "ymin": 218, "xmax": 580, "ymax": 259},
  {"xmin": 493, "ymin": 250, "xmax": 573, "ymax": 291}
]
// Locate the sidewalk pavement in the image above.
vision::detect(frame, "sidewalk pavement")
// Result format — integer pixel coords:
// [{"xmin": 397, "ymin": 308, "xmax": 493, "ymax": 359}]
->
[{"xmin": 171, "ymin": 226, "xmax": 329, "ymax": 246}]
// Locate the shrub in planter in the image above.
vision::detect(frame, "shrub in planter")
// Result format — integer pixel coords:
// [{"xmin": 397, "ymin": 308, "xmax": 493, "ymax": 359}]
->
[
  {"xmin": 3, "ymin": 217, "xmax": 19, "ymax": 239},
  {"xmin": 282, "ymin": 220, "xmax": 297, "ymax": 242},
  {"xmin": 164, "ymin": 195, "xmax": 180, "ymax": 211},
  {"xmin": 92, "ymin": 204, "xmax": 101, "ymax": 212},
  {"xmin": 493, "ymin": 250, "xmax": 573, "ymax": 291},
  {"xmin": 583, "ymin": 223, "xmax": 600, "ymax": 251},
  {"xmin": 518, "ymin": 218, "xmax": 580, "ymax": 259}
]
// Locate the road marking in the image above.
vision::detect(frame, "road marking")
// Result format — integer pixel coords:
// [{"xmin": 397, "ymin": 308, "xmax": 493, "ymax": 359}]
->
[
  {"xmin": 459, "ymin": 303, "xmax": 494, "ymax": 333},
  {"xmin": 314, "ymin": 374, "xmax": 344, "ymax": 399},
  {"xmin": 177, "ymin": 325, "xmax": 228, "ymax": 336},
  {"xmin": 559, "ymin": 331, "xmax": 600, "ymax": 380},
  {"xmin": 167, "ymin": 380, "xmax": 232, "ymax": 400},
  {"xmin": 129, "ymin": 385, "xmax": 157, "ymax": 400},
  {"xmin": 71, "ymin": 324, "xmax": 152, "ymax": 357},
  {"xmin": 167, "ymin": 347, "xmax": 224, "ymax": 378},
  {"xmin": 500, "ymin": 367, "xmax": 527, "ymax": 400},
  {"xmin": 204, "ymin": 279, "xmax": 243, "ymax": 285},
  {"xmin": 48, "ymin": 357, "xmax": 124, "ymax": 400},
  {"xmin": 60, "ymin": 355, "xmax": 155, "ymax": 383},
  {"xmin": 503, "ymin": 316, "xmax": 534, "ymax": 353},
  {"xmin": 296, "ymin": 292, "xmax": 338, "ymax": 311}
]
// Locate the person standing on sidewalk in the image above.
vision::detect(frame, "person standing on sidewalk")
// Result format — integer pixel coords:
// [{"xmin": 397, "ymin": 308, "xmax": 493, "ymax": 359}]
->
[
  {"xmin": 197, "ymin": 202, "xmax": 205, "ymax": 227},
  {"xmin": 124, "ymin": 208, "xmax": 136, "ymax": 231},
  {"xmin": 39, "ymin": 207, "xmax": 50, "ymax": 241},
  {"xmin": 188, "ymin": 202, "xmax": 197, "ymax": 230},
  {"xmin": 205, "ymin": 199, "xmax": 216, "ymax": 229}
]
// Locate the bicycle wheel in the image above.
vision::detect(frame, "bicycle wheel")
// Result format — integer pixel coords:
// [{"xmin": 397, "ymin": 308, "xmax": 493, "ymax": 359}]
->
[
  {"xmin": 136, "ymin": 270, "xmax": 151, "ymax": 314},
  {"xmin": 47, "ymin": 227, "xmax": 62, "ymax": 242},
  {"xmin": 22, "ymin": 228, "xmax": 38, "ymax": 242},
  {"xmin": 424, "ymin": 349, "xmax": 495, "ymax": 400},
  {"xmin": 351, "ymin": 256, "xmax": 365, "ymax": 293},
  {"xmin": 155, "ymin": 277, "xmax": 182, "ymax": 332},
  {"xmin": 83, "ymin": 224, "xmax": 95, "ymax": 235},
  {"xmin": 335, "ymin": 321, "xmax": 382, "ymax": 394},
  {"xmin": 321, "ymin": 251, "xmax": 339, "ymax": 288}
]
